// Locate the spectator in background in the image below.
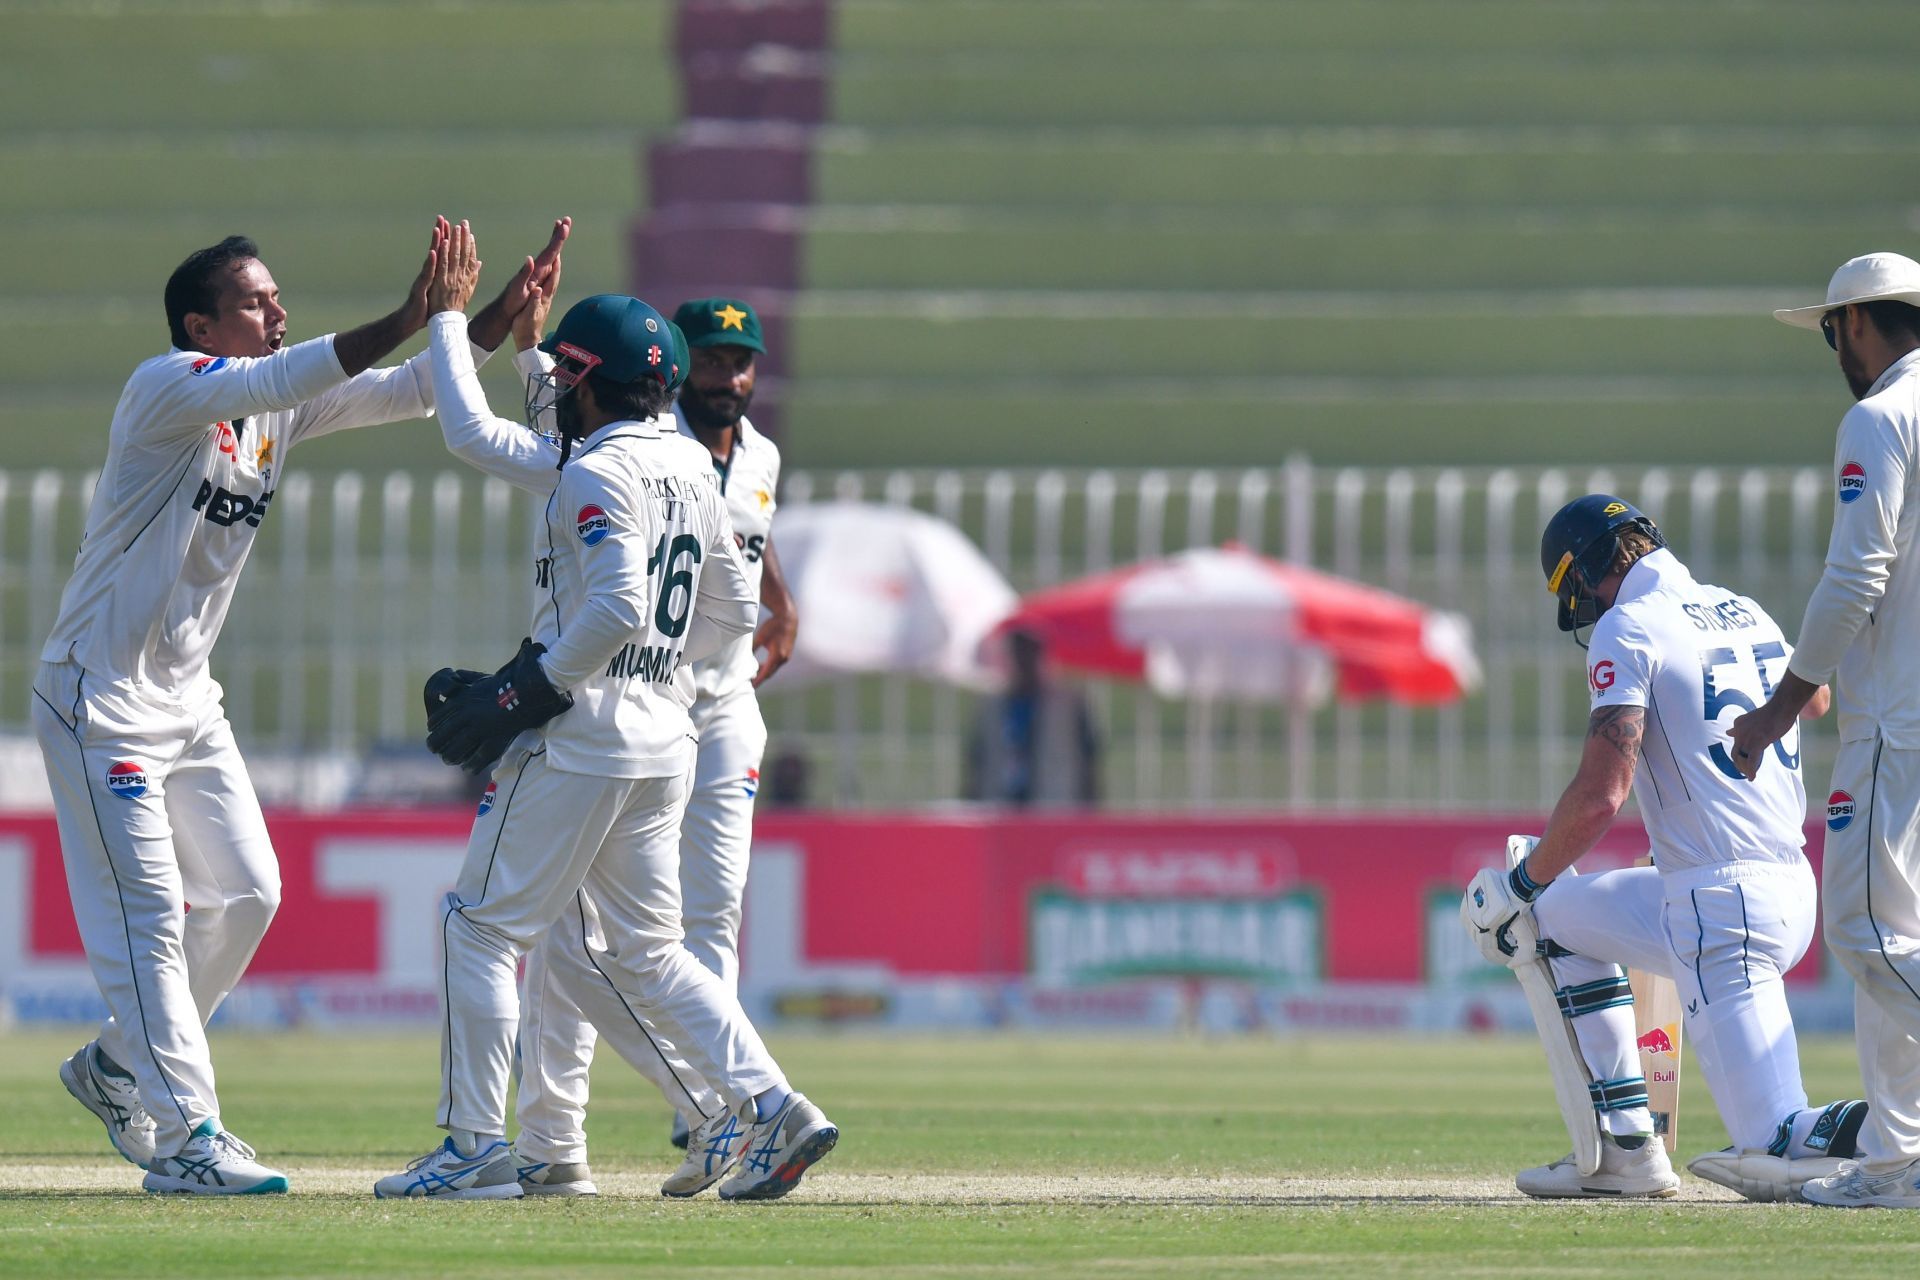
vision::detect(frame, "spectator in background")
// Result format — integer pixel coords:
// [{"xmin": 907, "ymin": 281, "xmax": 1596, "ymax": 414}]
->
[
  {"xmin": 964, "ymin": 627, "xmax": 1100, "ymax": 808},
  {"xmin": 762, "ymin": 746, "xmax": 812, "ymax": 809}
]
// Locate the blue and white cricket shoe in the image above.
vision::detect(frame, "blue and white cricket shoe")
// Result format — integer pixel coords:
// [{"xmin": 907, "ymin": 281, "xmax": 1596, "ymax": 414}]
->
[
  {"xmin": 511, "ymin": 1144, "xmax": 597, "ymax": 1197},
  {"xmin": 661, "ymin": 1108, "xmax": 750, "ymax": 1198},
  {"xmin": 374, "ymin": 1137, "xmax": 523, "ymax": 1199},
  {"xmin": 143, "ymin": 1120, "xmax": 288, "ymax": 1195},
  {"xmin": 1801, "ymin": 1157, "xmax": 1920, "ymax": 1209},
  {"xmin": 59, "ymin": 1042, "xmax": 156, "ymax": 1169},
  {"xmin": 717, "ymin": 1093, "xmax": 838, "ymax": 1202}
]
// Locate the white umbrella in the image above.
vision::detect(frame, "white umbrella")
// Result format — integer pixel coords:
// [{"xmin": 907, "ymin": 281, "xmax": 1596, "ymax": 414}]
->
[{"xmin": 771, "ymin": 502, "xmax": 1017, "ymax": 688}]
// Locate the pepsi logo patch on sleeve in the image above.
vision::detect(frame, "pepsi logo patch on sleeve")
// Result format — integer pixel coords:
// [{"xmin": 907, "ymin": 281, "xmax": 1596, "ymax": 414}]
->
[
  {"xmin": 189, "ymin": 356, "xmax": 228, "ymax": 377},
  {"xmin": 1839, "ymin": 461, "xmax": 1866, "ymax": 504},
  {"xmin": 105, "ymin": 761, "xmax": 149, "ymax": 799},
  {"xmin": 575, "ymin": 505, "xmax": 611, "ymax": 546},
  {"xmin": 477, "ymin": 781, "xmax": 497, "ymax": 816},
  {"xmin": 1828, "ymin": 790, "xmax": 1855, "ymax": 831}
]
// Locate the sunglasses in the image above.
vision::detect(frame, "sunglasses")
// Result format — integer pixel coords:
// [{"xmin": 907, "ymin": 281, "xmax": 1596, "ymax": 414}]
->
[{"xmin": 1821, "ymin": 308, "xmax": 1843, "ymax": 352}]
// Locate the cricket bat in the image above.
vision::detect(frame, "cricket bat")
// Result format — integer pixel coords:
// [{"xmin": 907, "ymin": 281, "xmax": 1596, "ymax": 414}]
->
[{"xmin": 1628, "ymin": 855, "xmax": 1683, "ymax": 1153}]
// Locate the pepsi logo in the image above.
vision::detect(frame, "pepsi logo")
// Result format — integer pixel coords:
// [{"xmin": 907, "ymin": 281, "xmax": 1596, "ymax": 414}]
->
[
  {"xmin": 576, "ymin": 505, "xmax": 610, "ymax": 546},
  {"xmin": 105, "ymin": 761, "xmax": 148, "ymax": 800},
  {"xmin": 1828, "ymin": 790, "xmax": 1855, "ymax": 831},
  {"xmin": 477, "ymin": 782, "xmax": 497, "ymax": 816},
  {"xmin": 1840, "ymin": 461, "xmax": 1866, "ymax": 504},
  {"xmin": 189, "ymin": 356, "xmax": 228, "ymax": 377}
]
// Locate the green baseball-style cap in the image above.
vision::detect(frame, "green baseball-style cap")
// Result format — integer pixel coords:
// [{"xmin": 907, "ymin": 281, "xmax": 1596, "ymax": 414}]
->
[
  {"xmin": 672, "ymin": 297, "xmax": 765, "ymax": 353},
  {"xmin": 539, "ymin": 294, "xmax": 681, "ymax": 386}
]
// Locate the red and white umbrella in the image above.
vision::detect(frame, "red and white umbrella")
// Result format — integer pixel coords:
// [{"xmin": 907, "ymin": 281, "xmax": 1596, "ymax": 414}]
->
[
  {"xmin": 771, "ymin": 502, "xmax": 1017, "ymax": 688},
  {"xmin": 998, "ymin": 545, "xmax": 1479, "ymax": 705}
]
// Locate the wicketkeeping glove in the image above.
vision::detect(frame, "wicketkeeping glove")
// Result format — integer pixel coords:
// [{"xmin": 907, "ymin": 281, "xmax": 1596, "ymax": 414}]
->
[{"xmin": 424, "ymin": 639, "xmax": 573, "ymax": 774}]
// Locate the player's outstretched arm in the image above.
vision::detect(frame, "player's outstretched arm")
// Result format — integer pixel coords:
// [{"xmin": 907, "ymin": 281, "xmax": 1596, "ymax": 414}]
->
[
  {"xmin": 333, "ymin": 218, "xmax": 443, "ymax": 377},
  {"xmin": 471, "ymin": 216, "xmax": 569, "ymax": 352},
  {"xmin": 425, "ymin": 220, "xmax": 560, "ymax": 491}
]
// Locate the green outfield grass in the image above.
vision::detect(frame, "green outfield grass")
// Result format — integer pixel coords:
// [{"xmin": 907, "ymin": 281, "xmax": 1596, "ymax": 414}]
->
[{"xmin": 2, "ymin": 1029, "xmax": 1911, "ymax": 1278}]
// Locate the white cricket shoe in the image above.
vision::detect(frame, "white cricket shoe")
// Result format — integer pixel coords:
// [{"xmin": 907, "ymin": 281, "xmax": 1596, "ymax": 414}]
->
[
  {"xmin": 1687, "ymin": 1147, "xmax": 1843, "ymax": 1202},
  {"xmin": 1800, "ymin": 1157, "xmax": 1920, "ymax": 1209},
  {"xmin": 662, "ymin": 1109, "xmax": 750, "ymax": 1198},
  {"xmin": 717, "ymin": 1092, "xmax": 838, "ymax": 1202},
  {"xmin": 512, "ymin": 1145, "xmax": 597, "ymax": 1197},
  {"xmin": 142, "ymin": 1121, "xmax": 288, "ymax": 1195},
  {"xmin": 1516, "ymin": 1136, "xmax": 1679, "ymax": 1199},
  {"xmin": 59, "ymin": 1042, "xmax": 156, "ymax": 1169},
  {"xmin": 373, "ymin": 1137, "xmax": 523, "ymax": 1200}
]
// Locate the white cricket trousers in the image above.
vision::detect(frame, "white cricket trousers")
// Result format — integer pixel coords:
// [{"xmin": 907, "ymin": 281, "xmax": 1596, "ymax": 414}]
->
[
  {"xmin": 31, "ymin": 660, "xmax": 280, "ymax": 1157},
  {"xmin": 1534, "ymin": 858, "xmax": 1821, "ymax": 1151},
  {"xmin": 515, "ymin": 688, "xmax": 767, "ymax": 1161},
  {"xmin": 440, "ymin": 742, "xmax": 785, "ymax": 1140},
  {"xmin": 1824, "ymin": 737, "xmax": 1920, "ymax": 1172}
]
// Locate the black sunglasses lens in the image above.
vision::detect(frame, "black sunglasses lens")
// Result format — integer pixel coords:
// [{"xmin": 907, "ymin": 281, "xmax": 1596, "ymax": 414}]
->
[{"xmin": 1822, "ymin": 317, "xmax": 1838, "ymax": 351}]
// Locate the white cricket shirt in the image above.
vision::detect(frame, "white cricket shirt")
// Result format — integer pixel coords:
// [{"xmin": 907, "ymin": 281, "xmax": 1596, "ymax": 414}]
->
[
  {"xmin": 429, "ymin": 314, "xmax": 757, "ymax": 778},
  {"xmin": 1787, "ymin": 347, "xmax": 1920, "ymax": 748},
  {"xmin": 674, "ymin": 406, "xmax": 781, "ymax": 701},
  {"xmin": 1586, "ymin": 548, "xmax": 1809, "ymax": 872},
  {"xmin": 40, "ymin": 337, "xmax": 446, "ymax": 694}
]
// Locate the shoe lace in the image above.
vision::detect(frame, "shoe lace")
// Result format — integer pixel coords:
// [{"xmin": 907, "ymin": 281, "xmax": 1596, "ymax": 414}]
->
[{"xmin": 210, "ymin": 1130, "xmax": 258, "ymax": 1162}]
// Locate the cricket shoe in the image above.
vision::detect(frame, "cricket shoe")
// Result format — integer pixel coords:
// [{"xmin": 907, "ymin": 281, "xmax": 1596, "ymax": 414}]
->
[
  {"xmin": 512, "ymin": 1145, "xmax": 597, "ymax": 1197},
  {"xmin": 1800, "ymin": 1157, "xmax": 1920, "ymax": 1209},
  {"xmin": 142, "ymin": 1120, "xmax": 288, "ymax": 1195},
  {"xmin": 1687, "ymin": 1148, "xmax": 1843, "ymax": 1202},
  {"xmin": 1516, "ymin": 1136, "xmax": 1679, "ymax": 1199},
  {"xmin": 373, "ymin": 1137, "xmax": 523, "ymax": 1199},
  {"xmin": 717, "ymin": 1093, "xmax": 838, "ymax": 1202},
  {"xmin": 59, "ymin": 1042, "xmax": 156, "ymax": 1169},
  {"xmin": 662, "ymin": 1109, "xmax": 750, "ymax": 1198}
]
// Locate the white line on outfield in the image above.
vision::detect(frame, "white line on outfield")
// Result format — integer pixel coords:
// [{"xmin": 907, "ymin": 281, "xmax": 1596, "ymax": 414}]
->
[{"xmin": 0, "ymin": 1164, "xmax": 1751, "ymax": 1204}]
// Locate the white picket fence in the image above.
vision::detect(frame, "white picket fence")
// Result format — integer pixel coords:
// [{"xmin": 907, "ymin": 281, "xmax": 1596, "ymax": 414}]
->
[{"xmin": 0, "ymin": 461, "xmax": 1839, "ymax": 810}]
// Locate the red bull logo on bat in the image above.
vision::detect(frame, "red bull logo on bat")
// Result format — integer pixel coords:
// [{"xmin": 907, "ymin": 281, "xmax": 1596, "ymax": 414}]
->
[{"xmin": 1636, "ymin": 1025, "xmax": 1676, "ymax": 1056}]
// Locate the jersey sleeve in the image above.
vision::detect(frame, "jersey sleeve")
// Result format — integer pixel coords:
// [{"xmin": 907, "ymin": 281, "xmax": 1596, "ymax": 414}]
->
[
  {"xmin": 1586, "ymin": 616, "xmax": 1654, "ymax": 711},
  {"xmin": 538, "ymin": 458, "xmax": 654, "ymax": 690},
  {"xmin": 1789, "ymin": 404, "xmax": 1913, "ymax": 684},
  {"xmin": 424, "ymin": 312, "xmax": 561, "ymax": 494},
  {"xmin": 124, "ymin": 338, "xmax": 347, "ymax": 445},
  {"xmin": 683, "ymin": 492, "xmax": 759, "ymax": 664},
  {"xmin": 288, "ymin": 324, "xmax": 509, "ymax": 447}
]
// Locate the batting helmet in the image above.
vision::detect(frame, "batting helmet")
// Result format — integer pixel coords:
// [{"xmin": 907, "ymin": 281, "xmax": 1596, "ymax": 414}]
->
[{"xmin": 1539, "ymin": 495, "xmax": 1665, "ymax": 635}]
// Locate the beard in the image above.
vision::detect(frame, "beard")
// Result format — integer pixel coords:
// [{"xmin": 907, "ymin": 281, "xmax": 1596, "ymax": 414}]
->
[
  {"xmin": 679, "ymin": 383, "xmax": 752, "ymax": 430},
  {"xmin": 554, "ymin": 391, "xmax": 586, "ymax": 439}
]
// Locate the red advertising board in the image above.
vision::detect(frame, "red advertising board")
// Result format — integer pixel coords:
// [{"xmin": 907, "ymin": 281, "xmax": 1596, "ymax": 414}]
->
[{"xmin": 1, "ymin": 811, "xmax": 1829, "ymax": 994}]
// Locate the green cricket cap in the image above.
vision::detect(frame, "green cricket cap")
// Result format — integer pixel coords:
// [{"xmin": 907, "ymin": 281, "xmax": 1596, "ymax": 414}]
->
[
  {"xmin": 672, "ymin": 297, "xmax": 765, "ymax": 353},
  {"xmin": 539, "ymin": 294, "xmax": 681, "ymax": 386}
]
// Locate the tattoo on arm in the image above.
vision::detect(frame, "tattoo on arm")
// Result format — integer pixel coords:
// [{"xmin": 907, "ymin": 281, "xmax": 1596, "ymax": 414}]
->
[{"xmin": 1587, "ymin": 704, "xmax": 1645, "ymax": 765}]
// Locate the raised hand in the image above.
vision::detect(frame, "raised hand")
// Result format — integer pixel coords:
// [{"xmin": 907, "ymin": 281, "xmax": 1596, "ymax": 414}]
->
[
  {"xmin": 427, "ymin": 218, "xmax": 483, "ymax": 317},
  {"xmin": 397, "ymin": 216, "xmax": 448, "ymax": 334}
]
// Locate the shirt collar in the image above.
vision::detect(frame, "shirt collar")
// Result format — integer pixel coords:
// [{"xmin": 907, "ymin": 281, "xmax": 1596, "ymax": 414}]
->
[
  {"xmin": 1867, "ymin": 347, "xmax": 1920, "ymax": 399},
  {"xmin": 1613, "ymin": 546, "xmax": 1689, "ymax": 607}
]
